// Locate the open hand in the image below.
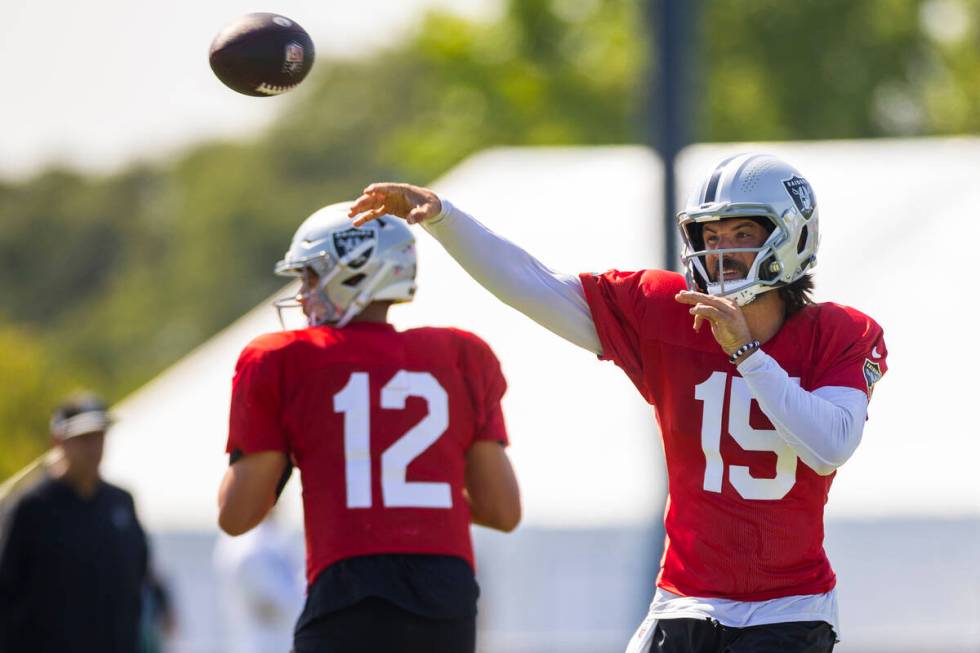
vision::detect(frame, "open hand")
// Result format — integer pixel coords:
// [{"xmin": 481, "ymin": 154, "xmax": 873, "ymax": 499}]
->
[
  {"xmin": 348, "ymin": 183, "xmax": 442, "ymax": 226},
  {"xmin": 674, "ymin": 291, "xmax": 753, "ymax": 356}
]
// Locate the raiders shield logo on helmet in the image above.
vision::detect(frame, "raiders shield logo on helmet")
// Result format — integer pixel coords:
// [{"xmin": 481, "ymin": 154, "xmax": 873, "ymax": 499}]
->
[
  {"xmin": 333, "ymin": 227, "xmax": 375, "ymax": 269},
  {"xmin": 782, "ymin": 176, "xmax": 816, "ymax": 219}
]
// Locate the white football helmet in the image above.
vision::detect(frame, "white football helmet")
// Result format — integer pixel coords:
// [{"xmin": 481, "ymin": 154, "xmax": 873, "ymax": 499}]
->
[
  {"xmin": 274, "ymin": 201, "xmax": 417, "ymax": 327},
  {"xmin": 678, "ymin": 153, "xmax": 819, "ymax": 305}
]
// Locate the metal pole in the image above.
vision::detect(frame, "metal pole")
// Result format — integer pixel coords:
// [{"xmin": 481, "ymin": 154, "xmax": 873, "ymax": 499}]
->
[{"xmin": 650, "ymin": 0, "xmax": 696, "ymax": 271}]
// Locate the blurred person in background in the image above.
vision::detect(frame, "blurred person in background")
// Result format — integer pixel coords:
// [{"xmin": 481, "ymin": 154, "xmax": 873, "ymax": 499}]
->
[
  {"xmin": 0, "ymin": 392, "xmax": 148, "ymax": 653},
  {"xmin": 349, "ymin": 152, "xmax": 888, "ymax": 653},
  {"xmin": 213, "ymin": 508, "xmax": 303, "ymax": 653},
  {"xmin": 139, "ymin": 566, "xmax": 176, "ymax": 653},
  {"xmin": 217, "ymin": 203, "xmax": 521, "ymax": 653}
]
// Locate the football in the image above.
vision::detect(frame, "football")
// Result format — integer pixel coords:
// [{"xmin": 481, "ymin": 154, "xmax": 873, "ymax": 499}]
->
[{"xmin": 209, "ymin": 13, "xmax": 315, "ymax": 97}]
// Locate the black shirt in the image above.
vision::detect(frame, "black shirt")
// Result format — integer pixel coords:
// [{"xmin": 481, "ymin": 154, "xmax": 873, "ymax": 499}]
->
[
  {"xmin": 0, "ymin": 476, "xmax": 148, "ymax": 653},
  {"xmin": 296, "ymin": 554, "xmax": 479, "ymax": 633}
]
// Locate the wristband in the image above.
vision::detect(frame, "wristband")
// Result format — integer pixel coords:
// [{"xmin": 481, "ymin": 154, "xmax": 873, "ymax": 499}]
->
[{"xmin": 729, "ymin": 339, "xmax": 761, "ymax": 365}]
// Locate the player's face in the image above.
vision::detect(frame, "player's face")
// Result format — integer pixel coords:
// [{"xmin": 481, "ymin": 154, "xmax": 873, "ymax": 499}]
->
[
  {"xmin": 58, "ymin": 430, "xmax": 105, "ymax": 476},
  {"xmin": 702, "ymin": 219, "xmax": 770, "ymax": 282},
  {"xmin": 298, "ymin": 268, "xmax": 320, "ymax": 319}
]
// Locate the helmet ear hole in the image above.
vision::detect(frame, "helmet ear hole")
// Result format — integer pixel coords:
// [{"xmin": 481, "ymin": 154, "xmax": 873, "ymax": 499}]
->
[
  {"xmin": 759, "ymin": 255, "xmax": 779, "ymax": 281},
  {"xmin": 342, "ymin": 273, "xmax": 366, "ymax": 287},
  {"xmin": 797, "ymin": 226, "xmax": 809, "ymax": 254}
]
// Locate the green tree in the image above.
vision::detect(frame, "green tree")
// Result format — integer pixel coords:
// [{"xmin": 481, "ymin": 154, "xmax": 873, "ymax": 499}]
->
[
  {"xmin": 0, "ymin": 325, "xmax": 77, "ymax": 479},
  {"xmin": 699, "ymin": 0, "xmax": 980, "ymax": 140}
]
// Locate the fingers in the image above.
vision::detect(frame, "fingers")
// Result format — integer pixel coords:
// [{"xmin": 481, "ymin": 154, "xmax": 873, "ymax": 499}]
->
[
  {"xmin": 348, "ymin": 183, "xmax": 410, "ymax": 216},
  {"xmin": 350, "ymin": 206, "xmax": 389, "ymax": 227},
  {"xmin": 676, "ymin": 292, "xmax": 753, "ymax": 352},
  {"xmin": 674, "ymin": 290, "xmax": 735, "ymax": 310},
  {"xmin": 407, "ymin": 207, "xmax": 428, "ymax": 225},
  {"xmin": 348, "ymin": 184, "xmax": 409, "ymax": 225},
  {"xmin": 348, "ymin": 192, "xmax": 384, "ymax": 218},
  {"xmin": 673, "ymin": 290, "xmax": 707, "ymax": 305},
  {"xmin": 363, "ymin": 182, "xmax": 408, "ymax": 195},
  {"xmin": 688, "ymin": 304, "xmax": 726, "ymax": 324},
  {"xmin": 693, "ymin": 314, "xmax": 704, "ymax": 332},
  {"xmin": 350, "ymin": 183, "xmax": 442, "ymax": 226},
  {"xmin": 687, "ymin": 300, "xmax": 728, "ymax": 333}
]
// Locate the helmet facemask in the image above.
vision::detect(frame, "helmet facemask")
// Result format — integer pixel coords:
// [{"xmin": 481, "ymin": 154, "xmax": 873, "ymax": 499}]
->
[
  {"xmin": 680, "ymin": 210, "xmax": 788, "ymax": 306},
  {"xmin": 274, "ymin": 261, "xmax": 340, "ymax": 328}
]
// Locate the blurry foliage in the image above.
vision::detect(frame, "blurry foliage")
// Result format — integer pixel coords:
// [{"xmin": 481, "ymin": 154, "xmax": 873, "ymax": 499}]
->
[
  {"xmin": 1, "ymin": 0, "xmax": 979, "ymax": 475},
  {"xmin": 0, "ymin": 324, "xmax": 76, "ymax": 480},
  {"xmin": 699, "ymin": 0, "xmax": 980, "ymax": 139}
]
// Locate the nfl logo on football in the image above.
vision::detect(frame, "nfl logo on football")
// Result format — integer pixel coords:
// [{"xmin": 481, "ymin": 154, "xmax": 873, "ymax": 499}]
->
[{"xmin": 283, "ymin": 42, "xmax": 305, "ymax": 75}]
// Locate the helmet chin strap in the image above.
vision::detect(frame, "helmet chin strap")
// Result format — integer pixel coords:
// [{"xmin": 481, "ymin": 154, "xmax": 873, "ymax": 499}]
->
[{"xmin": 304, "ymin": 265, "xmax": 344, "ymax": 326}]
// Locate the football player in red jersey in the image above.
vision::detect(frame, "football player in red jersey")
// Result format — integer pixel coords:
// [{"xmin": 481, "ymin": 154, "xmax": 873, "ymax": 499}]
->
[
  {"xmin": 349, "ymin": 153, "xmax": 887, "ymax": 653},
  {"xmin": 217, "ymin": 202, "xmax": 521, "ymax": 653}
]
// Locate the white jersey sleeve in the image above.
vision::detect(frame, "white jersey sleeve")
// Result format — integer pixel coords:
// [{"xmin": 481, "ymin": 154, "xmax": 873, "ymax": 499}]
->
[
  {"xmin": 423, "ymin": 199, "xmax": 602, "ymax": 354},
  {"xmin": 737, "ymin": 350, "xmax": 868, "ymax": 475}
]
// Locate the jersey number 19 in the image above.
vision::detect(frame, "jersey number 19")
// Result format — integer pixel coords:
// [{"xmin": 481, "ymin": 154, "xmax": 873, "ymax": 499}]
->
[{"xmin": 695, "ymin": 371, "xmax": 800, "ymax": 501}]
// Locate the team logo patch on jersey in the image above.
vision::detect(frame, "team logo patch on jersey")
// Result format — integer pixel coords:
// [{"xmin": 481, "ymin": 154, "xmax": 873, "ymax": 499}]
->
[
  {"xmin": 333, "ymin": 227, "xmax": 375, "ymax": 269},
  {"xmin": 782, "ymin": 176, "xmax": 816, "ymax": 219},
  {"xmin": 863, "ymin": 358, "xmax": 882, "ymax": 396}
]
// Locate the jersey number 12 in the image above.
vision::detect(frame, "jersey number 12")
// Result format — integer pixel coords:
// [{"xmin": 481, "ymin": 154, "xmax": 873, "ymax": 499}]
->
[{"xmin": 334, "ymin": 370, "xmax": 452, "ymax": 510}]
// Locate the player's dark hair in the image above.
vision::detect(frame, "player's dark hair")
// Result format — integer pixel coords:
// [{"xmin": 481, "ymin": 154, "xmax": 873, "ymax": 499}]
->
[{"xmin": 779, "ymin": 274, "xmax": 814, "ymax": 316}]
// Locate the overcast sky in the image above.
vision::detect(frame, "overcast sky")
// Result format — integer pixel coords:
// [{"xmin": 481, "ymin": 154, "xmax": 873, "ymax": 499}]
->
[{"xmin": 0, "ymin": 0, "xmax": 493, "ymax": 181}]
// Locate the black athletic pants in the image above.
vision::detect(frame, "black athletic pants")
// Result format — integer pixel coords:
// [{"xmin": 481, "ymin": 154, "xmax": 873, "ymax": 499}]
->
[
  {"xmin": 650, "ymin": 618, "xmax": 836, "ymax": 653},
  {"xmin": 292, "ymin": 597, "xmax": 476, "ymax": 653}
]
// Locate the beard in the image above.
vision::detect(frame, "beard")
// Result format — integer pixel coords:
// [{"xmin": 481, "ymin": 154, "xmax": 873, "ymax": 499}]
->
[{"xmin": 706, "ymin": 256, "xmax": 749, "ymax": 282}]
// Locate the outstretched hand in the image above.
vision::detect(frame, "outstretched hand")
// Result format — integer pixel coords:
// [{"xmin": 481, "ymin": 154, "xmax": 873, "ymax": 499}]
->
[
  {"xmin": 674, "ymin": 290, "xmax": 753, "ymax": 356},
  {"xmin": 348, "ymin": 183, "xmax": 442, "ymax": 226}
]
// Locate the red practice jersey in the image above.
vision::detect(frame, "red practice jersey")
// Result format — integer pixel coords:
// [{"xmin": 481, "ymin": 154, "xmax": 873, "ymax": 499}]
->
[
  {"xmin": 227, "ymin": 322, "xmax": 508, "ymax": 585},
  {"xmin": 580, "ymin": 270, "xmax": 887, "ymax": 601}
]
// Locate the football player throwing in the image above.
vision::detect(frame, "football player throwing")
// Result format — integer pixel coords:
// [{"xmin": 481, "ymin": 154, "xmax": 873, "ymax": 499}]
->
[{"xmin": 349, "ymin": 153, "xmax": 887, "ymax": 653}]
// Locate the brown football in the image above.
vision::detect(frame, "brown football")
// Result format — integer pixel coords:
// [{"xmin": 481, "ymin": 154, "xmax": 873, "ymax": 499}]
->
[{"xmin": 209, "ymin": 13, "xmax": 315, "ymax": 97}]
